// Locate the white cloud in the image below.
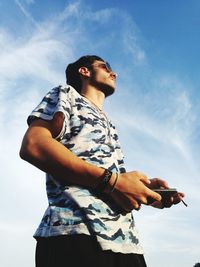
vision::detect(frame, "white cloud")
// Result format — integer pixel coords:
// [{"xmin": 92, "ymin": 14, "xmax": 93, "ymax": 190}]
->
[
  {"xmin": 15, "ymin": 0, "xmax": 39, "ymax": 29},
  {"xmin": 123, "ymin": 32, "xmax": 146, "ymax": 64},
  {"xmin": 56, "ymin": 0, "xmax": 81, "ymax": 22},
  {"xmin": 120, "ymin": 13, "xmax": 147, "ymax": 64},
  {"xmin": 0, "ymin": 30, "xmax": 70, "ymax": 85},
  {"xmin": 25, "ymin": 0, "xmax": 35, "ymax": 4},
  {"xmin": 1, "ymin": 1, "xmax": 200, "ymax": 267},
  {"xmin": 84, "ymin": 8, "xmax": 114, "ymax": 23}
]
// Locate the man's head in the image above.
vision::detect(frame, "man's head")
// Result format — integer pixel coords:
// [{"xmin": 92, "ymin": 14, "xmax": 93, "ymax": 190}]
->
[{"xmin": 65, "ymin": 55, "xmax": 117, "ymax": 97}]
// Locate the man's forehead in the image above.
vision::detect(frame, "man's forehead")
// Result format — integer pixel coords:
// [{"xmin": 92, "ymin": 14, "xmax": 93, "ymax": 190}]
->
[{"xmin": 93, "ymin": 60, "xmax": 106, "ymax": 64}]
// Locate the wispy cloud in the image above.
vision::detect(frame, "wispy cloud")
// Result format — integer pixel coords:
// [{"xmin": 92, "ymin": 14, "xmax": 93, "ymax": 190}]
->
[
  {"xmin": 121, "ymin": 15, "xmax": 146, "ymax": 64},
  {"xmin": 84, "ymin": 8, "xmax": 114, "ymax": 23},
  {"xmin": 25, "ymin": 0, "xmax": 35, "ymax": 4},
  {"xmin": 111, "ymin": 72, "xmax": 197, "ymax": 157},
  {"xmin": 56, "ymin": 0, "xmax": 82, "ymax": 22},
  {"xmin": 15, "ymin": 0, "xmax": 40, "ymax": 29},
  {"xmin": 1, "ymin": 1, "xmax": 200, "ymax": 267}
]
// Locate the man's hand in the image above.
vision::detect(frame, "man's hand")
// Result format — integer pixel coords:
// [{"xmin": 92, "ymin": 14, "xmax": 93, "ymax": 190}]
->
[
  {"xmin": 147, "ymin": 178, "xmax": 185, "ymax": 209},
  {"xmin": 109, "ymin": 171, "xmax": 162, "ymax": 213}
]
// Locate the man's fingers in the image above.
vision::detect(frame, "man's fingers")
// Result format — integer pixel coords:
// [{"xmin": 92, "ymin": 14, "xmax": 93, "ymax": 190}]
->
[
  {"xmin": 112, "ymin": 190, "xmax": 142, "ymax": 213},
  {"xmin": 172, "ymin": 192, "xmax": 185, "ymax": 205},
  {"xmin": 148, "ymin": 189, "xmax": 162, "ymax": 202},
  {"xmin": 138, "ymin": 172, "xmax": 151, "ymax": 185},
  {"xmin": 160, "ymin": 192, "xmax": 185, "ymax": 208},
  {"xmin": 178, "ymin": 192, "xmax": 185, "ymax": 198},
  {"xmin": 148, "ymin": 178, "xmax": 169, "ymax": 189}
]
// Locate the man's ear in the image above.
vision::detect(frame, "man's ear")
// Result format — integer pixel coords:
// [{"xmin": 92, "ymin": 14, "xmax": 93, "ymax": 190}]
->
[{"xmin": 78, "ymin": 67, "xmax": 90, "ymax": 78}]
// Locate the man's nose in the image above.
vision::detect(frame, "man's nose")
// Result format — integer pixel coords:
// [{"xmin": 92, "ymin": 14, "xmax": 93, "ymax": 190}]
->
[{"xmin": 110, "ymin": 71, "xmax": 118, "ymax": 79}]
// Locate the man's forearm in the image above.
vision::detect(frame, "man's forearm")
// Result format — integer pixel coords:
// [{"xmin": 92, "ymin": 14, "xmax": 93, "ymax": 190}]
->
[{"xmin": 20, "ymin": 130, "xmax": 105, "ymax": 188}]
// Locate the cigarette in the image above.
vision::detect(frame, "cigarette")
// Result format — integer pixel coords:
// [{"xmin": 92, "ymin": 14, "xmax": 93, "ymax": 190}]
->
[{"xmin": 181, "ymin": 199, "xmax": 188, "ymax": 207}]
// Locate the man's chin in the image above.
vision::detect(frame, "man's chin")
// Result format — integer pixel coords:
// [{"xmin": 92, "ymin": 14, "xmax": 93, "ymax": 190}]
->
[
  {"xmin": 100, "ymin": 85, "xmax": 115, "ymax": 97},
  {"xmin": 90, "ymin": 79, "xmax": 115, "ymax": 97}
]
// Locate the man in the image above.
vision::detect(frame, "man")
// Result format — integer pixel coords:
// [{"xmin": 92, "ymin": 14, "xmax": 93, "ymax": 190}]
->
[{"xmin": 20, "ymin": 55, "xmax": 184, "ymax": 267}]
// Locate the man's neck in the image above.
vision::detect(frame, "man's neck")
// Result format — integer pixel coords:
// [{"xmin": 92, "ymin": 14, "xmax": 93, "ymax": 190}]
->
[{"xmin": 81, "ymin": 85, "xmax": 105, "ymax": 111}]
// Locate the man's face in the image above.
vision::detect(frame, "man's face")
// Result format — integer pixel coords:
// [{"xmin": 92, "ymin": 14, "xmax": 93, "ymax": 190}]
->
[{"xmin": 89, "ymin": 60, "xmax": 117, "ymax": 97}]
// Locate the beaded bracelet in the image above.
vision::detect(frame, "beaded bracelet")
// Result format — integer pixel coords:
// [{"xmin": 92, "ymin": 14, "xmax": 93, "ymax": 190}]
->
[{"xmin": 96, "ymin": 168, "xmax": 112, "ymax": 193}]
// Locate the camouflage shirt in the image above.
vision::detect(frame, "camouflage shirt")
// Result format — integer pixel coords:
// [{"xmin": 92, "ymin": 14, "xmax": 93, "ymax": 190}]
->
[{"xmin": 28, "ymin": 85, "xmax": 144, "ymax": 254}]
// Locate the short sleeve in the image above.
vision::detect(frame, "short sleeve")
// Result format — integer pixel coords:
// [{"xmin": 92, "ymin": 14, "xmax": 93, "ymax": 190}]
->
[{"xmin": 27, "ymin": 85, "xmax": 72, "ymax": 126}]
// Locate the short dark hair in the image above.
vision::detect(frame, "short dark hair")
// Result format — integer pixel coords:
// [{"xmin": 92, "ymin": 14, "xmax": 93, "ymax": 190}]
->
[{"xmin": 65, "ymin": 55, "xmax": 104, "ymax": 93}]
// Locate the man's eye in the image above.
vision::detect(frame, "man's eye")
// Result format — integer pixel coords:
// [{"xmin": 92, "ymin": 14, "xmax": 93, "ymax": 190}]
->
[{"xmin": 101, "ymin": 64, "xmax": 110, "ymax": 72}]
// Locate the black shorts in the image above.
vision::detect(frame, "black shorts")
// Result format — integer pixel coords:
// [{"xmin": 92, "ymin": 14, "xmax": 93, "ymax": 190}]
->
[{"xmin": 35, "ymin": 234, "xmax": 147, "ymax": 267}]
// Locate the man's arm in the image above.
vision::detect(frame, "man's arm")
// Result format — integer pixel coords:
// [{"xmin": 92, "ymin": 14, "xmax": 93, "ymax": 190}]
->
[
  {"xmin": 20, "ymin": 113, "xmax": 105, "ymax": 188},
  {"xmin": 19, "ymin": 112, "xmax": 162, "ymax": 211}
]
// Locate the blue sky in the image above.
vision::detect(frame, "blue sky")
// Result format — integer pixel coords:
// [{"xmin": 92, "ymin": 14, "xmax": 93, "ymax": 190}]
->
[{"xmin": 1, "ymin": 1, "xmax": 200, "ymax": 266}]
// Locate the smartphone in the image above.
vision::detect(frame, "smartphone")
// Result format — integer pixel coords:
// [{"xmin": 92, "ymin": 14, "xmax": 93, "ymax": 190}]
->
[
  {"xmin": 153, "ymin": 188, "xmax": 178, "ymax": 197},
  {"xmin": 147, "ymin": 188, "xmax": 178, "ymax": 205}
]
